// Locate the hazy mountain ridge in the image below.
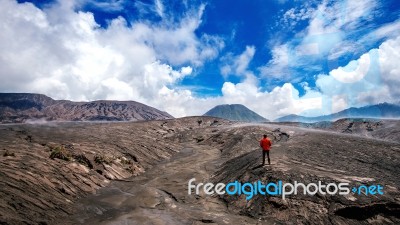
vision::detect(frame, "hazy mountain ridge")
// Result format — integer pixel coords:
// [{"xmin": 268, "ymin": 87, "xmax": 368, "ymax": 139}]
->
[
  {"xmin": 203, "ymin": 104, "xmax": 269, "ymax": 122},
  {"xmin": 275, "ymin": 102, "xmax": 400, "ymax": 122},
  {"xmin": 0, "ymin": 93, "xmax": 173, "ymax": 123}
]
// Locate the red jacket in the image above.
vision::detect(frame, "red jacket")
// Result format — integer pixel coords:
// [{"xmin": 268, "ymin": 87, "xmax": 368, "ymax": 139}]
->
[{"xmin": 260, "ymin": 138, "xmax": 272, "ymax": 151}]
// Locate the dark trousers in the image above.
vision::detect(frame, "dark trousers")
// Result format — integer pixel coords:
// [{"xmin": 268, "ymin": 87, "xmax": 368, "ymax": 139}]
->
[{"xmin": 262, "ymin": 150, "xmax": 270, "ymax": 165}]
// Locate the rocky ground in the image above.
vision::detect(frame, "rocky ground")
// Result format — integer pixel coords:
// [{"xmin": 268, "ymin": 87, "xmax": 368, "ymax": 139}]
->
[
  {"xmin": 0, "ymin": 117, "xmax": 399, "ymax": 224},
  {"xmin": 0, "ymin": 117, "xmax": 228, "ymax": 224},
  {"xmin": 209, "ymin": 124, "xmax": 400, "ymax": 224}
]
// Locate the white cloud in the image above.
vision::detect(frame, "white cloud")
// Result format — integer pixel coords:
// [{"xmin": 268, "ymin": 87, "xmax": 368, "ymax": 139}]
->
[
  {"xmin": 220, "ymin": 46, "xmax": 255, "ymax": 77},
  {"xmin": 373, "ymin": 20, "xmax": 400, "ymax": 40},
  {"xmin": 302, "ymin": 0, "xmax": 381, "ymax": 59},
  {"xmin": 220, "ymin": 79, "xmax": 323, "ymax": 119},
  {"xmin": 260, "ymin": 23, "xmax": 400, "ymax": 119},
  {"xmin": 2, "ymin": 0, "xmax": 399, "ymax": 121},
  {"xmin": 374, "ymin": 36, "xmax": 400, "ymax": 100},
  {"xmin": 259, "ymin": 44, "xmax": 290, "ymax": 78},
  {"xmin": 330, "ymin": 52, "xmax": 372, "ymax": 83},
  {"xmin": 296, "ymin": 43, "xmax": 319, "ymax": 56},
  {"xmin": 236, "ymin": 46, "xmax": 256, "ymax": 75},
  {"xmin": 79, "ymin": 0, "xmax": 126, "ymax": 12},
  {"xmin": 257, "ymin": 1, "xmax": 399, "ymax": 119},
  {"xmin": 0, "ymin": 0, "xmax": 222, "ymax": 115},
  {"xmin": 0, "ymin": 0, "xmax": 322, "ymax": 121},
  {"xmin": 331, "ymin": 95, "xmax": 348, "ymax": 113},
  {"xmin": 256, "ymin": 32, "xmax": 400, "ymax": 118},
  {"xmin": 282, "ymin": 6, "xmax": 315, "ymax": 28},
  {"xmin": 265, "ymin": 0, "xmax": 381, "ymax": 75},
  {"xmin": 328, "ymin": 41, "xmax": 358, "ymax": 60},
  {"xmin": 98, "ymin": 77, "xmax": 137, "ymax": 101},
  {"xmin": 306, "ymin": 0, "xmax": 377, "ymax": 36},
  {"xmin": 328, "ymin": 19, "xmax": 400, "ymax": 61},
  {"xmin": 154, "ymin": 0, "xmax": 164, "ymax": 18},
  {"xmin": 316, "ymin": 35, "xmax": 400, "ymax": 108}
]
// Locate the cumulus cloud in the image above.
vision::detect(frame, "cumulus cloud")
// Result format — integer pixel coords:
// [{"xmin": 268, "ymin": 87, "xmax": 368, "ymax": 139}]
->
[
  {"xmin": 330, "ymin": 53, "xmax": 372, "ymax": 83},
  {"xmin": 258, "ymin": 35, "xmax": 400, "ymax": 119},
  {"xmin": 220, "ymin": 1, "xmax": 398, "ymax": 120},
  {"xmin": 220, "ymin": 78, "xmax": 323, "ymax": 119},
  {"xmin": 316, "ymin": 35, "xmax": 400, "ymax": 110},
  {"xmin": 0, "ymin": 0, "xmax": 223, "ymax": 117},
  {"xmin": 2, "ymin": 0, "xmax": 399, "ymax": 121},
  {"xmin": 0, "ymin": 0, "xmax": 324, "ymax": 121}
]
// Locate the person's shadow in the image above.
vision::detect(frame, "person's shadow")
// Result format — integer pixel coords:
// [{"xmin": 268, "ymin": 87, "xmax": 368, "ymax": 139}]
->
[{"xmin": 251, "ymin": 164, "xmax": 264, "ymax": 170}]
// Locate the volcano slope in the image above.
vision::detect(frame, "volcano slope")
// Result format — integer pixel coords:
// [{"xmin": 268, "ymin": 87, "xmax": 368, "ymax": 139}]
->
[
  {"xmin": 208, "ymin": 123, "xmax": 400, "ymax": 224},
  {"xmin": 66, "ymin": 119, "xmax": 400, "ymax": 225},
  {"xmin": 1, "ymin": 117, "xmax": 399, "ymax": 224},
  {"xmin": 0, "ymin": 117, "xmax": 230, "ymax": 224}
]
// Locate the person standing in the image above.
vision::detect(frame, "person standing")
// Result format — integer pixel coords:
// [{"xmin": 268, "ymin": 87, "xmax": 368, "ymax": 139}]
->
[{"xmin": 260, "ymin": 134, "xmax": 272, "ymax": 165}]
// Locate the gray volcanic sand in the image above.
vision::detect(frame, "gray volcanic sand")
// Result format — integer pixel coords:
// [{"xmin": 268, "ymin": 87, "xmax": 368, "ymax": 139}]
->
[
  {"xmin": 1, "ymin": 117, "xmax": 400, "ymax": 224},
  {"xmin": 71, "ymin": 144, "xmax": 258, "ymax": 225},
  {"xmin": 209, "ymin": 124, "xmax": 400, "ymax": 224},
  {"xmin": 68, "ymin": 121, "xmax": 400, "ymax": 225},
  {"xmin": 0, "ymin": 118, "xmax": 225, "ymax": 224}
]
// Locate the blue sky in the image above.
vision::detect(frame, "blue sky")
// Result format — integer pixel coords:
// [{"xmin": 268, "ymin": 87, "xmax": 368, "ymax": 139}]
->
[
  {"xmin": 2, "ymin": 0, "xmax": 400, "ymax": 119},
  {"xmin": 86, "ymin": 0, "xmax": 399, "ymax": 94}
]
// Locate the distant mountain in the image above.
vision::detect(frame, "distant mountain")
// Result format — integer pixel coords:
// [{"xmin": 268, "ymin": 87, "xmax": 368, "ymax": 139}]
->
[
  {"xmin": 275, "ymin": 114, "xmax": 314, "ymax": 123},
  {"xmin": 203, "ymin": 104, "xmax": 268, "ymax": 122},
  {"xmin": 0, "ymin": 93, "xmax": 173, "ymax": 123},
  {"xmin": 275, "ymin": 102, "xmax": 400, "ymax": 123}
]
